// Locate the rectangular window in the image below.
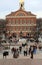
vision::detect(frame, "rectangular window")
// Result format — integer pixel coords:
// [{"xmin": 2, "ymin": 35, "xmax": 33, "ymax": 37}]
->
[
  {"xmin": 12, "ymin": 19, "xmax": 15, "ymax": 24},
  {"xmin": 20, "ymin": 19, "xmax": 22, "ymax": 24}
]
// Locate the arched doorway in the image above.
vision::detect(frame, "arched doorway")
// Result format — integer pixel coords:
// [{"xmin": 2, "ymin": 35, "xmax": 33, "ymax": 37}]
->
[
  {"xmin": 12, "ymin": 33, "xmax": 17, "ymax": 38},
  {"xmin": 19, "ymin": 31, "xmax": 23, "ymax": 38}
]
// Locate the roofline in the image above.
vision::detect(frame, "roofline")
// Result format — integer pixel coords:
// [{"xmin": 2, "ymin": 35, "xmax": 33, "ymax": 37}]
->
[{"xmin": 6, "ymin": 16, "xmax": 36, "ymax": 18}]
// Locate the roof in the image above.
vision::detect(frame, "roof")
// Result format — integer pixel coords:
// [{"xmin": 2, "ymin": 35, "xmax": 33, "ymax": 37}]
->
[{"xmin": 6, "ymin": 8, "xmax": 36, "ymax": 17}]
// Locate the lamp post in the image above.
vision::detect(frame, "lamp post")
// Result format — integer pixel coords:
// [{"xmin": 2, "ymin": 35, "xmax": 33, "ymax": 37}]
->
[{"xmin": 36, "ymin": 27, "xmax": 39, "ymax": 44}]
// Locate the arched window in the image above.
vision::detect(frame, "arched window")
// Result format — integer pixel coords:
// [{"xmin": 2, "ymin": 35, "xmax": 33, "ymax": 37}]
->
[{"xmin": 16, "ymin": 13, "xmax": 25, "ymax": 16}]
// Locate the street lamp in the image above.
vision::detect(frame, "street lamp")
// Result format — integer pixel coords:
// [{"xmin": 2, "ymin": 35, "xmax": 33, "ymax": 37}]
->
[{"xmin": 35, "ymin": 27, "xmax": 39, "ymax": 44}]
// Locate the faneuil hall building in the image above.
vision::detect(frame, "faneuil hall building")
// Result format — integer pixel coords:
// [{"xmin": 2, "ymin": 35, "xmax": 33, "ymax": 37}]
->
[{"xmin": 6, "ymin": 0, "xmax": 36, "ymax": 38}]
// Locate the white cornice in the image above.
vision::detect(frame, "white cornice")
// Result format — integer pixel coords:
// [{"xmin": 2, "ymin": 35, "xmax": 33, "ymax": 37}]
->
[
  {"xmin": 6, "ymin": 16, "xmax": 36, "ymax": 18},
  {"xmin": 6, "ymin": 31, "xmax": 31, "ymax": 33},
  {"xmin": 6, "ymin": 24, "xmax": 36, "ymax": 26}
]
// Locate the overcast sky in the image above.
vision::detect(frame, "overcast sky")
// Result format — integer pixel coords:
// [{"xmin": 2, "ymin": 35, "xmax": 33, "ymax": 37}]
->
[{"xmin": 0, "ymin": 0, "xmax": 42, "ymax": 19}]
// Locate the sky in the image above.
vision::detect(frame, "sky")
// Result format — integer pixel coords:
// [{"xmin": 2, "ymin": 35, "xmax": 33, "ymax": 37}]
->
[{"xmin": 0, "ymin": 0, "xmax": 42, "ymax": 19}]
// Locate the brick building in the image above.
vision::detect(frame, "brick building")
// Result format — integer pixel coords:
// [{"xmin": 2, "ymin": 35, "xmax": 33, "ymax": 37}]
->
[{"xmin": 6, "ymin": 0, "xmax": 36, "ymax": 38}]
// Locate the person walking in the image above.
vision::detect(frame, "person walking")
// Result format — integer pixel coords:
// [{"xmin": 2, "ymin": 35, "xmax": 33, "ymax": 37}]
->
[
  {"xmin": 23, "ymin": 46, "xmax": 28, "ymax": 56},
  {"xmin": 19, "ymin": 46, "xmax": 22, "ymax": 53},
  {"xmin": 30, "ymin": 46, "xmax": 34, "ymax": 59},
  {"xmin": 29, "ymin": 46, "xmax": 31, "ymax": 55}
]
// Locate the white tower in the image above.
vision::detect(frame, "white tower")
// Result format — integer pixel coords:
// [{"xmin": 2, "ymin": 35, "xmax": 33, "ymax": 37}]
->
[{"xmin": 19, "ymin": 0, "xmax": 24, "ymax": 10}]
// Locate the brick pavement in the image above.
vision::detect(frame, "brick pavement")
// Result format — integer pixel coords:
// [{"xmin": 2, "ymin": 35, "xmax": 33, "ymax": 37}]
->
[{"xmin": 0, "ymin": 59, "xmax": 42, "ymax": 65}]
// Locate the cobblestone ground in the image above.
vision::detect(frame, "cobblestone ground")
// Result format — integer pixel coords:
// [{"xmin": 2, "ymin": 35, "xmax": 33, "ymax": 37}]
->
[
  {"xmin": 0, "ymin": 59, "xmax": 42, "ymax": 65},
  {"xmin": 0, "ymin": 44, "xmax": 42, "ymax": 65}
]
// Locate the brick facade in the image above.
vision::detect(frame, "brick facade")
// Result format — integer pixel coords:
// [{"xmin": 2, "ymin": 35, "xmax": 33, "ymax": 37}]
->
[{"xmin": 6, "ymin": 9, "xmax": 36, "ymax": 37}]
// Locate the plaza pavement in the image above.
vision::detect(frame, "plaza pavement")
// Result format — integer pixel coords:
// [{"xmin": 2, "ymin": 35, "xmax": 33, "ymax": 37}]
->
[
  {"xmin": 0, "ymin": 58, "xmax": 42, "ymax": 65},
  {"xmin": 0, "ymin": 41, "xmax": 42, "ymax": 65},
  {"xmin": 0, "ymin": 48, "xmax": 42, "ymax": 65}
]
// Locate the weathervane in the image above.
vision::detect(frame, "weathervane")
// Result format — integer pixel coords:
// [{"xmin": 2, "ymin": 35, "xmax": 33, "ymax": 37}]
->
[
  {"xmin": 20, "ymin": 0, "xmax": 24, "ymax": 3},
  {"xmin": 19, "ymin": 0, "xmax": 24, "ymax": 10}
]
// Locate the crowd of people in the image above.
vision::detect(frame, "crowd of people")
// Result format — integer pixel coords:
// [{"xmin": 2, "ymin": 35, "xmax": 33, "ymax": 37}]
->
[{"xmin": 11, "ymin": 45, "xmax": 37, "ymax": 59}]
